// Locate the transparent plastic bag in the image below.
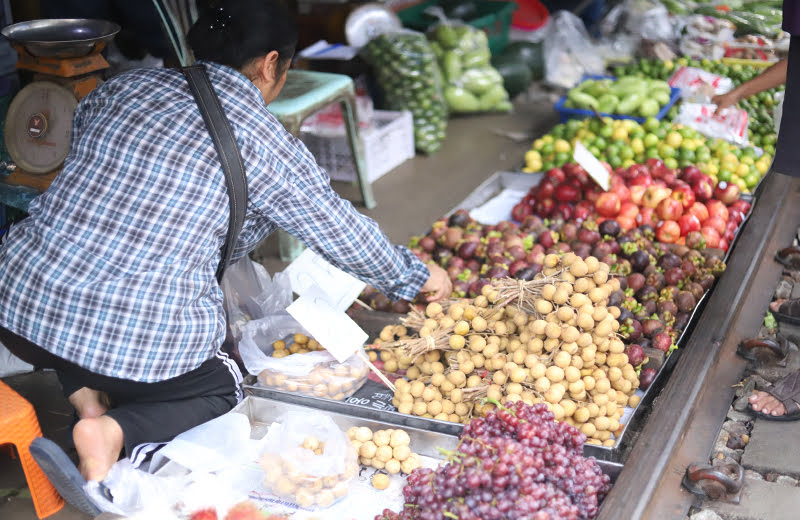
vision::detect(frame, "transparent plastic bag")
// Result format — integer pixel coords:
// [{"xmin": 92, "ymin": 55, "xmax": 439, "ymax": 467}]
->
[
  {"xmin": 221, "ymin": 259, "xmax": 292, "ymax": 340},
  {"xmin": 426, "ymin": 11, "xmax": 512, "ymax": 114},
  {"xmin": 239, "ymin": 314, "xmax": 369, "ymax": 400},
  {"xmin": 676, "ymin": 103, "xmax": 750, "ymax": 147},
  {"xmin": 361, "ymin": 29, "xmax": 448, "ymax": 154},
  {"xmin": 543, "ymin": 11, "xmax": 605, "ymax": 88},
  {"xmin": 258, "ymin": 411, "xmax": 358, "ymax": 508},
  {"xmin": 668, "ymin": 66, "xmax": 734, "ymax": 102}
]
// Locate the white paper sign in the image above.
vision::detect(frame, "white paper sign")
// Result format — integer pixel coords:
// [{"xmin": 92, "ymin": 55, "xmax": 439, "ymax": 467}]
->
[
  {"xmin": 283, "ymin": 248, "xmax": 367, "ymax": 313},
  {"xmin": 286, "ymin": 286, "xmax": 368, "ymax": 363},
  {"xmin": 573, "ymin": 141, "xmax": 610, "ymax": 191}
]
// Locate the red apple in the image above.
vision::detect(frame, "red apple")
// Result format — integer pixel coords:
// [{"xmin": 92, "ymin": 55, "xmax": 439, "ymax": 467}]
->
[
  {"xmin": 637, "ymin": 206, "xmax": 657, "ymax": 227},
  {"xmin": 662, "ymin": 171, "xmax": 678, "ymax": 188},
  {"xmin": 656, "ymin": 220, "xmax": 681, "ymax": 243},
  {"xmin": 677, "ymin": 214, "xmax": 701, "ymax": 236},
  {"xmin": 629, "ymin": 173, "xmax": 654, "ymax": 187},
  {"xmin": 646, "ymin": 158, "xmax": 668, "ymax": 177},
  {"xmin": 584, "ymin": 187, "xmax": 602, "ymax": 203},
  {"xmin": 610, "ymin": 174, "xmax": 626, "ymax": 188},
  {"xmin": 728, "ymin": 209, "xmax": 745, "ymax": 225},
  {"xmin": 629, "ymin": 185, "xmax": 647, "ymax": 206},
  {"xmin": 642, "ymin": 186, "xmax": 672, "ymax": 209},
  {"xmin": 704, "ymin": 215, "xmax": 727, "ymax": 235},
  {"xmin": 713, "ymin": 181, "xmax": 741, "ymax": 206},
  {"xmin": 534, "ymin": 198, "xmax": 555, "ymax": 217},
  {"xmin": 692, "ymin": 178, "xmax": 714, "ymax": 202},
  {"xmin": 537, "ymin": 179, "xmax": 556, "ymax": 200},
  {"xmin": 511, "ymin": 202, "xmax": 532, "ymax": 222},
  {"xmin": 670, "ymin": 185, "xmax": 696, "ymax": 209},
  {"xmin": 573, "ymin": 200, "xmax": 594, "ymax": 222},
  {"xmin": 611, "ymin": 183, "xmax": 631, "ymax": 203},
  {"xmin": 700, "ymin": 226, "xmax": 721, "ymax": 248},
  {"xmin": 681, "ymin": 165, "xmax": 703, "ymax": 184},
  {"xmin": 596, "ymin": 192, "xmax": 621, "ymax": 218},
  {"xmin": 553, "ymin": 202, "xmax": 574, "ymax": 220},
  {"xmin": 617, "ymin": 216, "xmax": 636, "ymax": 231},
  {"xmin": 686, "ymin": 202, "xmax": 709, "ymax": 223},
  {"xmin": 619, "ymin": 201, "xmax": 640, "ymax": 220},
  {"xmin": 719, "ymin": 238, "xmax": 729, "ymax": 252},
  {"xmin": 706, "ymin": 200, "xmax": 729, "ymax": 222},
  {"xmin": 729, "ymin": 199, "xmax": 752, "ymax": 215},
  {"xmin": 657, "ymin": 197, "xmax": 683, "ymax": 221},
  {"xmin": 555, "ymin": 183, "xmax": 580, "ymax": 203},
  {"xmin": 627, "ymin": 163, "xmax": 649, "ymax": 178}
]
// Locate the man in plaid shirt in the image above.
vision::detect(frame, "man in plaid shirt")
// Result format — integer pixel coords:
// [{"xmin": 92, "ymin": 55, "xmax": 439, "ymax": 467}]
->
[{"xmin": 0, "ymin": 0, "xmax": 450, "ymax": 485}]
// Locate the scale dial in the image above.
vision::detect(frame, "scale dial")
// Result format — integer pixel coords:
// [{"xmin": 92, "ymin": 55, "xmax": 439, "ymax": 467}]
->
[{"xmin": 5, "ymin": 81, "xmax": 77, "ymax": 174}]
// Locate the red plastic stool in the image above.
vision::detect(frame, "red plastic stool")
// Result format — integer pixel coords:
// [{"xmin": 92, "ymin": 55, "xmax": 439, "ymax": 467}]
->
[{"xmin": 0, "ymin": 380, "xmax": 65, "ymax": 518}]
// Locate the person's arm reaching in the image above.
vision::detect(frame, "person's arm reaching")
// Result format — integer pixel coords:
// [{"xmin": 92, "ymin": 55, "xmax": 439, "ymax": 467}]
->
[{"xmin": 712, "ymin": 58, "xmax": 787, "ymax": 113}]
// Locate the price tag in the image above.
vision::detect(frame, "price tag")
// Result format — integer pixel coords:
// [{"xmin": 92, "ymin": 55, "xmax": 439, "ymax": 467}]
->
[
  {"xmin": 573, "ymin": 141, "xmax": 610, "ymax": 191},
  {"xmin": 283, "ymin": 248, "xmax": 367, "ymax": 313},
  {"xmin": 287, "ymin": 284, "xmax": 368, "ymax": 363}
]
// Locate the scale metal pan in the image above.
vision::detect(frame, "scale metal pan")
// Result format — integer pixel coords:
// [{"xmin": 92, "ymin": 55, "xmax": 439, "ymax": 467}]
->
[{"xmin": 1, "ymin": 18, "xmax": 121, "ymax": 58}]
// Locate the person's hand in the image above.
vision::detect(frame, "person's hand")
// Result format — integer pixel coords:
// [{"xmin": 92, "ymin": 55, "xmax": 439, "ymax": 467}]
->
[
  {"xmin": 712, "ymin": 91, "xmax": 740, "ymax": 114},
  {"xmin": 419, "ymin": 264, "xmax": 452, "ymax": 302}
]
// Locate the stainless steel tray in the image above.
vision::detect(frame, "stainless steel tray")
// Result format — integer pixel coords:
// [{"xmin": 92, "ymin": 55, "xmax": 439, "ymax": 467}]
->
[
  {"xmin": 237, "ymin": 393, "xmax": 623, "ymax": 482},
  {"xmin": 443, "ymin": 170, "xmax": 542, "ymax": 221}
]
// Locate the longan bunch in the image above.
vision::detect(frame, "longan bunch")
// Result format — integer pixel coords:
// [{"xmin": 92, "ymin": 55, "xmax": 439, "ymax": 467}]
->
[
  {"xmin": 271, "ymin": 333, "xmax": 324, "ymax": 358},
  {"xmin": 257, "ymin": 357, "xmax": 369, "ymax": 401},
  {"xmin": 347, "ymin": 426, "xmax": 422, "ymax": 475},
  {"xmin": 259, "ymin": 436, "xmax": 357, "ymax": 508},
  {"xmin": 369, "ymin": 325, "xmax": 414, "ymax": 373}
]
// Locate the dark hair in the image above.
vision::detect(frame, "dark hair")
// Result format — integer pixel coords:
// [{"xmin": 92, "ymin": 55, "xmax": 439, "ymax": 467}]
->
[{"xmin": 188, "ymin": 0, "xmax": 298, "ymax": 71}]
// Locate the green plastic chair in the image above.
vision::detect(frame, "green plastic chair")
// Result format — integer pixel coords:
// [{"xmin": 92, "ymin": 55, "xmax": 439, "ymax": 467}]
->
[{"xmin": 269, "ymin": 70, "xmax": 376, "ymax": 261}]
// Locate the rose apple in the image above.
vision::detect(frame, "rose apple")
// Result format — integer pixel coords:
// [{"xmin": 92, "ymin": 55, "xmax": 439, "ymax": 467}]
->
[
  {"xmin": 536, "ymin": 179, "xmax": 556, "ymax": 200},
  {"xmin": 642, "ymin": 186, "xmax": 672, "ymax": 209},
  {"xmin": 681, "ymin": 165, "xmax": 703, "ymax": 184},
  {"xmin": 677, "ymin": 214, "xmax": 701, "ymax": 236},
  {"xmin": 534, "ymin": 198, "xmax": 555, "ymax": 217},
  {"xmin": 629, "ymin": 174, "xmax": 654, "ymax": 187},
  {"xmin": 656, "ymin": 220, "xmax": 681, "ymax": 243},
  {"xmin": 573, "ymin": 200, "xmax": 594, "ymax": 222},
  {"xmin": 713, "ymin": 181, "xmax": 741, "ymax": 206},
  {"xmin": 545, "ymin": 167, "xmax": 566, "ymax": 184},
  {"xmin": 610, "ymin": 174, "xmax": 625, "ymax": 188},
  {"xmin": 646, "ymin": 158, "xmax": 668, "ymax": 178},
  {"xmin": 700, "ymin": 226, "xmax": 721, "ymax": 248},
  {"xmin": 656, "ymin": 196, "xmax": 683, "ymax": 221},
  {"xmin": 553, "ymin": 202, "xmax": 574, "ymax": 220},
  {"xmin": 670, "ymin": 185, "xmax": 696, "ymax": 209},
  {"xmin": 619, "ymin": 201, "xmax": 640, "ymax": 220},
  {"xmin": 611, "ymin": 183, "xmax": 631, "ymax": 203},
  {"xmin": 730, "ymin": 199, "xmax": 751, "ymax": 215},
  {"xmin": 662, "ymin": 171, "xmax": 678, "ymax": 188},
  {"xmin": 596, "ymin": 192, "xmax": 621, "ymax": 218},
  {"xmin": 628, "ymin": 185, "xmax": 646, "ymax": 206},
  {"xmin": 686, "ymin": 202, "xmax": 709, "ymax": 223},
  {"xmin": 704, "ymin": 215, "xmax": 727, "ymax": 235},
  {"xmin": 511, "ymin": 202, "xmax": 532, "ymax": 222},
  {"xmin": 627, "ymin": 164, "xmax": 649, "ymax": 179},
  {"xmin": 706, "ymin": 200, "xmax": 729, "ymax": 222},
  {"xmin": 637, "ymin": 206, "xmax": 657, "ymax": 227},
  {"xmin": 555, "ymin": 183, "xmax": 580, "ymax": 203},
  {"xmin": 719, "ymin": 238, "xmax": 729, "ymax": 252},
  {"xmin": 692, "ymin": 178, "xmax": 714, "ymax": 202},
  {"xmin": 584, "ymin": 187, "xmax": 602, "ymax": 203},
  {"xmin": 728, "ymin": 209, "xmax": 745, "ymax": 225},
  {"xmin": 617, "ymin": 216, "xmax": 637, "ymax": 231}
]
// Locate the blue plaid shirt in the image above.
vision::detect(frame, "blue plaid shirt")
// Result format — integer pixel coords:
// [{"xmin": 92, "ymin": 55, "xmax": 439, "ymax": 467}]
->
[{"xmin": 0, "ymin": 62, "xmax": 428, "ymax": 382}]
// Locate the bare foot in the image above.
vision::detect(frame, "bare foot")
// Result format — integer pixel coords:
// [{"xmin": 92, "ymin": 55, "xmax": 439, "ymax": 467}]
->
[
  {"xmin": 68, "ymin": 387, "xmax": 110, "ymax": 419},
  {"xmin": 73, "ymin": 416, "xmax": 124, "ymax": 481}
]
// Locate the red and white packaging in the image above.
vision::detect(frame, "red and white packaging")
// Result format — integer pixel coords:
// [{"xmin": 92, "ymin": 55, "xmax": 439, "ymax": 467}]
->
[
  {"xmin": 676, "ymin": 103, "xmax": 750, "ymax": 147},
  {"xmin": 668, "ymin": 66, "xmax": 734, "ymax": 102}
]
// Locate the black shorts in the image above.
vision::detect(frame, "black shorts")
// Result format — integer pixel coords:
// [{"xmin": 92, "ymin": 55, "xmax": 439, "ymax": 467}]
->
[
  {"xmin": 0, "ymin": 325, "xmax": 241, "ymax": 463},
  {"xmin": 773, "ymin": 35, "xmax": 800, "ymax": 176}
]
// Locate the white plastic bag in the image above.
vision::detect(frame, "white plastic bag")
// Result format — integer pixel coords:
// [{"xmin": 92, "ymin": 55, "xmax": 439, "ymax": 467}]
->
[
  {"xmin": 542, "ymin": 11, "xmax": 605, "ymax": 88},
  {"xmin": 258, "ymin": 411, "xmax": 358, "ymax": 508},
  {"xmin": 676, "ymin": 103, "xmax": 750, "ymax": 147},
  {"xmin": 0, "ymin": 341, "xmax": 32, "ymax": 377},
  {"xmin": 774, "ymin": 91, "xmax": 784, "ymax": 132},
  {"xmin": 668, "ymin": 66, "xmax": 734, "ymax": 102},
  {"xmin": 221, "ymin": 258, "xmax": 292, "ymax": 339}
]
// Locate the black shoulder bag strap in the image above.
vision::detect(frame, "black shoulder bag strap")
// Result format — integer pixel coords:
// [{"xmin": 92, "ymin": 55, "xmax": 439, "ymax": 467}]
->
[{"xmin": 181, "ymin": 64, "xmax": 248, "ymax": 283}]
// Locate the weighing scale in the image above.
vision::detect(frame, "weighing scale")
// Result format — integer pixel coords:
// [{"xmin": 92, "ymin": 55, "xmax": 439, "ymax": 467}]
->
[{"xmin": 0, "ymin": 19, "xmax": 119, "ymax": 190}]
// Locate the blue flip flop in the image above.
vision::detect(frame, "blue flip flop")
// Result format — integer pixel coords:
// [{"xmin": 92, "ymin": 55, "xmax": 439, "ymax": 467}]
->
[{"xmin": 29, "ymin": 437, "xmax": 102, "ymax": 516}]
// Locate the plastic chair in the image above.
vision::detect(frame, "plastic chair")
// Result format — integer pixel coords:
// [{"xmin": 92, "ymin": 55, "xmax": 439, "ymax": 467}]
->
[
  {"xmin": 0, "ymin": 381, "xmax": 64, "ymax": 518},
  {"xmin": 269, "ymin": 70, "xmax": 376, "ymax": 261}
]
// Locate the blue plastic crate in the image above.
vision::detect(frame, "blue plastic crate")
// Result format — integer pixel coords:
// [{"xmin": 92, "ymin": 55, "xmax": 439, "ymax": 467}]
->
[{"xmin": 554, "ymin": 75, "xmax": 681, "ymax": 124}]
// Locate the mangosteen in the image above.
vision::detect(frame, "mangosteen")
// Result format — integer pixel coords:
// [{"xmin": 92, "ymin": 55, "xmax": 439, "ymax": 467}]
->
[
  {"xmin": 663, "ymin": 267, "xmax": 685, "ymax": 287},
  {"xmin": 657, "ymin": 252, "xmax": 681, "ymax": 271},
  {"xmin": 639, "ymin": 224, "xmax": 656, "ymax": 237},
  {"xmin": 608, "ymin": 289, "xmax": 626, "ymax": 307},
  {"xmin": 646, "ymin": 271, "xmax": 666, "ymax": 291},
  {"xmin": 642, "ymin": 318, "xmax": 664, "ymax": 338},
  {"xmin": 625, "ymin": 344, "xmax": 647, "ymax": 367},
  {"xmin": 686, "ymin": 249, "xmax": 704, "ymax": 263},
  {"xmin": 452, "ymin": 280, "xmax": 471, "ymax": 297},
  {"xmin": 676, "ymin": 291, "xmax": 697, "ymax": 313},
  {"xmin": 578, "ymin": 228, "xmax": 601, "ymax": 245},
  {"xmin": 469, "ymin": 279, "xmax": 491, "ymax": 298},
  {"xmin": 685, "ymin": 231, "xmax": 706, "ymax": 250},
  {"xmin": 560, "ymin": 222, "xmax": 579, "ymax": 242},
  {"xmin": 448, "ymin": 210, "xmax": 471, "ymax": 228},
  {"xmin": 685, "ymin": 281, "xmax": 705, "ymax": 301},
  {"xmin": 486, "ymin": 265, "xmax": 509, "ymax": 280},
  {"xmin": 631, "ymin": 250, "xmax": 651, "ymax": 272},
  {"xmin": 391, "ymin": 300, "xmax": 411, "ymax": 314},
  {"xmin": 607, "ymin": 240, "xmax": 621, "ymax": 255},
  {"xmin": 616, "ymin": 275, "xmax": 628, "ymax": 291},
  {"xmin": 521, "ymin": 215, "xmax": 544, "ymax": 231},
  {"xmin": 466, "ymin": 259, "xmax": 482, "ymax": 273},
  {"xmin": 557, "ymin": 243, "xmax": 571, "ymax": 253},
  {"xmin": 507, "ymin": 245, "xmax": 526, "ymax": 262},
  {"xmin": 514, "ymin": 267, "xmax": 539, "ymax": 281},
  {"xmin": 627, "ymin": 273, "xmax": 646, "ymax": 293},
  {"xmin": 509, "ymin": 260, "xmax": 529, "ymax": 277},
  {"xmin": 697, "ymin": 272, "xmax": 716, "ymax": 291},
  {"xmin": 680, "ymin": 259, "xmax": 697, "ymax": 278},
  {"xmin": 642, "ymin": 300, "xmax": 657, "ymax": 316},
  {"xmin": 420, "ymin": 235, "xmax": 436, "ymax": 253},
  {"xmin": 674, "ymin": 312, "xmax": 690, "ymax": 331},
  {"xmin": 639, "ymin": 368, "xmax": 657, "ymax": 390},
  {"xmin": 573, "ymin": 242, "xmax": 592, "ymax": 259},
  {"xmin": 433, "ymin": 247, "xmax": 453, "ymax": 266},
  {"xmin": 372, "ymin": 293, "xmax": 392, "ymax": 312},
  {"xmin": 618, "ymin": 308, "xmax": 634, "ymax": 324},
  {"xmin": 548, "ymin": 216, "xmax": 565, "ymax": 230},
  {"xmin": 672, "ymin": 245, "xmax": 690, "ymax": 257},
  {"xmin": 657, "ymin": 300, "xmax": 678, "ymax": 317},
  {"xmin": 441, "ymin": 227, "xmax": 463, "ymax": 249},
  {"xmin": 592, "ymin": 242, "xmax": 613, "ymax": 259},
  {"xmin": 626, "ymin": 318, "xmax": 643, "ymax": 341},
  {"xmin": 598, "ymin": 219, "xmax": 621, "ymax": 238},
  {"xmin": 651, "ymin": 331, "xmax": 672, "ymax": 352}
]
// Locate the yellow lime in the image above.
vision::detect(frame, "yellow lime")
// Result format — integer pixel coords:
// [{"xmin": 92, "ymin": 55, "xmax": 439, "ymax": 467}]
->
[
  {"xmin": 533, "ymin": 139, "xmax": 544, "ymax": 150},
  {"xmin": 740, "ymin": 156, "xmax": 754, "ymax": 166},
  {"xmin": 756, "ymin": 160, "xmax": 769, "ymax": 175},
  {"xmin": 631, "ymin": 137, "xmax": 645, "ymax": 155},
  {"xmin": 554, "ymin": 139, "xmax": 571, "ymax": 154},
  {"xmin": 612, "ymin": 127, "xmax": 628, "ymax": 141},
  {"xmin": 706, "ymin": 162, "xmax": 719, "ymax": 176},
  {"xmin": 666, "ymin": 131, "xmax": 682, "ymax": 148},
  {"xmin": 735, "ymin": 163, "xmax": 750, "ymax": 176},
  {"xmin": 542, "ymin": 135, "xmax": 554, "ymax": 144}
]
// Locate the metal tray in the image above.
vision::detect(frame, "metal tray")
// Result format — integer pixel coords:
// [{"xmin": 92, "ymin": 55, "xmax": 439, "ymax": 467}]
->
[
  {"xmin": 444, "ymin": 170, "xmax": 541, "ymax": 221},
  {"xmin": 238, "ymin": 393, "xmax": 623, "ymax": 482}
]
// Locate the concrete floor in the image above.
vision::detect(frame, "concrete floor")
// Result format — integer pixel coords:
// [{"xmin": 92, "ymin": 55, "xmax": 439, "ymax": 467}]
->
[{"xmin": 0, "ymin": 95, "xmax": 559, "ymax": 520}]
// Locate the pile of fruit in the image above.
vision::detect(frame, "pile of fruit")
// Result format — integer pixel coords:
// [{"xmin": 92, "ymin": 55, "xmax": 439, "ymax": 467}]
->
[
  {"xmin": 269, "ymin": 333, "xmax": 323, "ymax": 358},
  {"xmin": 189, "ymin": 502, "xmax": 286, "ymax": 520},
  {"xmin": 522, "ymin": 117, "xmax": 768, "ymax": 192},
  {"xmin": 362, "ymin": 32, "xmax": 448, "ymax": 154},
  {"xmin": 563, "ymin": 76, "xmax": 673, "ymax": 118},
  {"xmin": 376, "ymin": 402, "xmax": 611, "ymax": 520},
  {"xmin": 347, "ymin": 426, "xmax": 423, "ymax": 476},
  {"xmin": 429, "ymin": 23, "xmax": 512, "ymax": 113},
  {"xmin": 383, "ymin": 254, "xmax": 640, "ymax": 446},
  {"xmin": 514, "ymin": 160, "xmax": 751, "ymax": 250}
]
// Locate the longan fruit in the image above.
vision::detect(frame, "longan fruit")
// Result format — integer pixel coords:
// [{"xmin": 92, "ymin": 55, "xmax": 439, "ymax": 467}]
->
[
  {"xmin": 546, "ymin": 365, "xmax": 565, "ymax": 383},
  {"xmin": 534, "ymin": 377, "xmax": 551, "ymax": 393},
  {"xmin": 406, "ymin": 366, "xmax": 421, "ymax": 380},
  {"xmin": 373, "ymin": 430, "xmax": 391, "ymax": 447},
  {"xmin": 564, "ymin": 365, "xmax": 581, "ymax": 383},
  {"xmin": 570, "ymin": 259, "xmax": 588, "ymax": 277},
  {"xmin": 556, "ymin": 306, "xmax": 574, "ymax": 323},
  {"xmin": 466, "ymin": 374, "xmax": 482, "ymax": 387},
  {"xmin": 628, "ymin": 394, "xmax": 641, "ymax": 407},
  {"xmin": 426, "ymin": 302, "xmax": 443, "ymax": 318},
  {"xmin": 471, "ymin": 316, "xmax": 488, "ymax": 332},
  {"xmin": 375, "ymin": 445, "xmax": 393, "ymax": 463},
  {"xmin": 471, "ymin": 354, "xmax": 485, "ymax": 369},
  {"xmin": 561, "ymin": 252, "xmax": 577, "ymax": 266},
  {"xmin": 530, "ymin": 319, "xmax": 548, "ymax": 335},
  {"xmin": 560, "ymin": 399, "xmax": 577, "ymax": 417},
  {"xmin": 454, "ymin": 403, "xmax": 471, "ymax": 416},
  {"xmin": 439, "ymin": 317, "xmax": 455, "ymax": 329},
  {"xmin": 431, "ymin": 361, "xmax": 445, "ymax": 374},
  {"xmin": 360, "ymin": 441, "xmax": 377, "ymax": 459},
  {"xmin": 530, "ymin": 361, "xmax": 547, "ymax": 379},
  {"xmin": 294, "ymin": 333, "xmax": 309, "ymax": 345},
  {"xmin": 409, "ymin": 380, "xmax": 425, "ymax": 398},
  {"xmin": 430, "ymin": 373, "xmax": 446, "ymax": 387},
  {"xmin": 385, "ymin": 459, "xmax": 402, "ymax": 475},
  {"xmin": 453, "ymin": 320, "xmax": 470, "ymax": 336},
  {"xmin": 545, "ymin": 387, "xmax": 564, "ymax": 404},
  {"xmin": 535, "ymin": 299, "xmax": 554, "ymax": 315},
  {"xmin": 544, "ymin": 253, "xmax": 560, "ymax": 268},
  {"xmin": 545, "ymin": 322, "xmax": 562, "ymax": 339},
  {"xmin": 447, "ymin": 371, "xmax": 467, "ymax": 387},
  {"xmin": 450, "ymin": 388, "xmax": 464, "ymax": 404},
  {"xmin": 585, "ymin": 256, "xmax": 599, "ymax": 274},
  {"xmin": 492, "ymin": 371, "xmax": 508, "ymax": 385},
  {"xmin": 593, "ymin": 269, "xmax": 608, "ymax": 284},
  {"xmin": 587, "ymin": 403, "xmax": 600, "ymax": 417},
  {"xmin": 412, "ymin": 402, "xmax": 427, "ymax": 416},
  {"xmin": 372, "ymin": 473, "xmax": 390, "ymax": 490},
  {"xmin": 487, "ymin": 384, "xmax": 504, "ymax": 401}
]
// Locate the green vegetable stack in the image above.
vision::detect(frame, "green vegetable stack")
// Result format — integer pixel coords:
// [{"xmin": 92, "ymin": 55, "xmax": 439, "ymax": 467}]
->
[
  {"xmin": 563, "ymin": 76, "xmax": 673, "ymax": 119},
  {"xmin": 362, "ymin": 32, "xmax": 448, "ymax": 154},
  {"xmin": 429, "ymin": 22, "xmax": 512, "ymax": 114}
]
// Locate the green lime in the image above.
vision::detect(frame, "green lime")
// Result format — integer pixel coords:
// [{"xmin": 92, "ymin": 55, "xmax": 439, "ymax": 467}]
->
[
  {"xmin": 664, "ymin": 157, "xmax": 678, "ymax": 169},
  {"xmin": 717, "ymin": 169, "xmax": 732, "ymax": 182}
]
